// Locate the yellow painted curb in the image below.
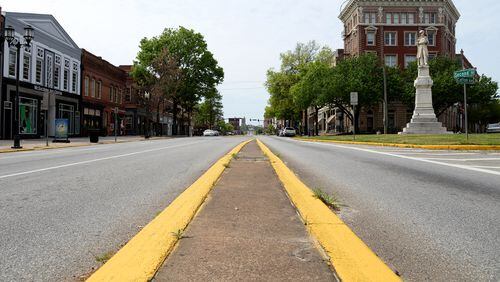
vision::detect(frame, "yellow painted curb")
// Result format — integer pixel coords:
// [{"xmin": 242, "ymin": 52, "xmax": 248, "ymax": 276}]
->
[
  {"xmin": 257, "ymin": 139, "xmax": 401, "ymax": 282},
  {"xmin": 87, "ymin": 139, "xmax": 252, "ymax": 282},
  {"xmin": 295, "ymin": 137, "xmax": 500, "ymax": 151}
]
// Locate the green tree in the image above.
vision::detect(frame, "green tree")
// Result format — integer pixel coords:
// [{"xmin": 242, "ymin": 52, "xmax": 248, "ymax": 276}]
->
[
  {"xmin": 132, "ymin": 26, "xmax": 224, "ymax": 135},
  {"xmin": 265, "ymin": 41, "xmax": 331, "ymax": 133},
  {"xmin": 195, "ymin": 90, "xmax": 224, "ymax": 130},
  {"xmin": 320, "ymin": 54, "xmax": 390, "ymax": 132}
]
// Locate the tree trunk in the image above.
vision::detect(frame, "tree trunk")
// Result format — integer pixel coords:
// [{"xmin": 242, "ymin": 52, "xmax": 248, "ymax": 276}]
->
[
  {"xmin": 156, "ymin": 102, "xmax": 161, "ymax": 136},
  {"xmin": 172, "ymin": 99, "xmax": 178, "ymax": 135}
]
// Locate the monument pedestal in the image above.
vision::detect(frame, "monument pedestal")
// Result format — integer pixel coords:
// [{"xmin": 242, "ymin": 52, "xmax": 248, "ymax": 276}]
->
[{"xmin": 401, "ymin": 66, "xmax": 450, "ymax": 134}]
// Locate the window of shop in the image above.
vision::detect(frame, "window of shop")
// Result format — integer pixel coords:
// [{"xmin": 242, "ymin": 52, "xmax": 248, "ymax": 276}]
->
[
  {"xmin": 23, "ymin": 47, "xmax": 31, "ymax": 81},
  {"xmin": 366, "ymin": 32, "xmax": 375, "ymax": 46},
  {"xmin": 46, "ymin": 53, "xmax": 54, "ymax": 88},
  {"xmin": 405, "ymin": 32, "xmax": 417, "ymax": 46},
  {"xmin": 84, "ymin": 76, "xmax": 89, "ymax": 96},
  {"xmin": 59, "ymin": 103, "xmax": 75, "ymax": 135},
  {"xmin": 63, "ymin": 59, "xmax": 70, "ymax": 91},
  {"xmin": 385, "ymin": 55, "xmax": 397, "ymax": 67},
  {"xmin": 427, "ymin": 30, "xmax": 436, "ymax": 46},
  {"xmin": 71, "ymin": 63, "xmax": 79, "ymax": 93},
  {"xmin": 36, "ymin": 48, "xmax": 44, "ymax": 85},
  {"xmin": 97, "ymin": 81, "xmax": 102, "ymax": 99},
  {"xmin": 8, "ymin": 49, "xmax": 17, "ymax": 77},
  {"xmin": 91, "ymin": 78, "xmax": 96, "ymax": 97},
  {"xmin": 54, "ymin": 56, "xmax": 61, "ymax": 89},
  {"xmin": 125, "ymin": 87, "xmax": 132, "ymax": 102},
  {"xmin": 19, "ymin": 97, "xmax": 38, "ymax": 134},
  {"xmin": 384, "ymin": 32, "xmax": 397, "ymax": 46},
  {"xmin": 124, "ymin": 116, "xmax": 133, "ymax": 130}
]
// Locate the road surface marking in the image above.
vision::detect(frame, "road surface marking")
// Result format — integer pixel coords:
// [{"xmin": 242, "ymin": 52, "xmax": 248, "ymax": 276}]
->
[
  {"xmin": 294, "ymin": 139, "xmax": 500, "ymax": 176},
  {"xmin": 0, "ymin": 141, "xmax": 205, "ymax": 180},
  {"xmin": 87, "ymin": 139, "xmax": 252, "ymax": 282},
  {"xmin": 422, "ymin": 157, "xmax": 500, "ymax": 161},
  {"xmin": 257, "ymin": 139, "xmax": 401, "ymax": 282}
]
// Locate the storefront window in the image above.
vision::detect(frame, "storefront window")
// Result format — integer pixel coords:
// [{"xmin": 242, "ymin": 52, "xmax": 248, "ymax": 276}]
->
[
  {"xmin": 19, "ymin": 97, "xmax": 38, "ymax": 134},
  {"xmin": 59, "ymin": 103, "xmax": 75, "ymax": 135}
]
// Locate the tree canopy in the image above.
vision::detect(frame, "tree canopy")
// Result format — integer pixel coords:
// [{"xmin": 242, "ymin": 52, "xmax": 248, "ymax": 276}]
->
[{"xmin": 132, "ymin": 26, "xmax": 224, "ymax": 135}]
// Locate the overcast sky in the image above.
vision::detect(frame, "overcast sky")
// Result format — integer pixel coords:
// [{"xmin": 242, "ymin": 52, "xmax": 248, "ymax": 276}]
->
[{"xmin": 2, "ymin": 0, "xmax": 499, "ymax": 124}]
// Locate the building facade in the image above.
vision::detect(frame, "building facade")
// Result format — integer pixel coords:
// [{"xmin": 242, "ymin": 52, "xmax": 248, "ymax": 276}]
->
[
  {"xmin": 340, "ymin": 0, "xmax": 460, "ymax": 68},
  {"xmin": 1, "ymin": 12, "xmax": 81, "ymax": 139},
  {"xmin": 81, "ymin": 49, "xmax": 128, "ymax": 136},
  {"xmin": 309, "ymin": 0, "xmax": 463, "ymax": 134}
]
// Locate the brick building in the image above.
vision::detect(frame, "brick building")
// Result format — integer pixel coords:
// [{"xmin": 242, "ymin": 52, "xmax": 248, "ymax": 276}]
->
[
  {"xmin": 81, "ymin": 49, "xmax": 127, "ymax": 136},
  {"xmin": 311, "ymin": 0, "xmax": 463, "ymax": 134},
  {"xmin": 340, "ymin": 0, "xmax": 460, "ymax": 68}
]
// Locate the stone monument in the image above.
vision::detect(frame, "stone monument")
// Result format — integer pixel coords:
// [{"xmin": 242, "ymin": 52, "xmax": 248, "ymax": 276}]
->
[{"xmin": 401, "ymin": 30, "xmax": 449, "ymax": 134}]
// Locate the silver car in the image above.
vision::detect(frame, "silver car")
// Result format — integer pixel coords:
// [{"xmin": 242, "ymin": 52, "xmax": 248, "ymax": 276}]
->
[{"xmin": 486, "ymin": 123, "xmax": 500, "ymax": 133}]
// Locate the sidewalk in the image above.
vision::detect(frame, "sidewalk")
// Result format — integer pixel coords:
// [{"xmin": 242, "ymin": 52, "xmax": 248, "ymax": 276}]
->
[
  {"xmin": 153, "ymin": 141, "xmax": 336, "ymax": 281},
  {"xmin": 0, "ymin": 136, "xmax": 168, "ymax": 152}
]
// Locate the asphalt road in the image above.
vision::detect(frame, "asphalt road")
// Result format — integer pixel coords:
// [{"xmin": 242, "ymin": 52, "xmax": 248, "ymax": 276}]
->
[
  {"xmin": 259, "ymin": 136, "xmax": 500, "ymax": 282},
  {"xmin": 0, "ymin": 137, "xmax": 249, "ymax": 281}
]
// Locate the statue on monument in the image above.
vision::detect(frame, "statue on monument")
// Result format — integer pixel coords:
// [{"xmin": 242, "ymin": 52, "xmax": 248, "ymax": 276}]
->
[{"xmin": 416, "ymin": 30, "xmax": 429, "ymax": 67}]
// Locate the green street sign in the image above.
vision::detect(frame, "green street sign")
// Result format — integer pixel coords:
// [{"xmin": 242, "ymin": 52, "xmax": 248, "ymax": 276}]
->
[
  {"xmin": 455, "ymin": 77, "xmax": 475, "ymax": 85},
  {"xmin": 454, "ymin": 69, "xmax": 476, "ymax": 79}
]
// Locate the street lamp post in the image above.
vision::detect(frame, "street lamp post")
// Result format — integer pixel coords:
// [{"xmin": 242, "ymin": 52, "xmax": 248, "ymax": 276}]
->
[
  {"xmin": 144, "ymin": 92, "xmax": 151, "ymax": 139},
  {"xmin": 4, "ymin": 25, "xmax": 34, "ymax": 149}
]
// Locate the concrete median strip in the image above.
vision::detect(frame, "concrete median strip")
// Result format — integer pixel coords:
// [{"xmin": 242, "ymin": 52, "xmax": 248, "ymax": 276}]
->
[
  {"xmin": 295, "ymin": 137, "xmax": 500, "ymax": 151},
  {"xmin": 87, "ymin": 139, "xmax": 251, "ymax": 282},
  {"xmin": 257, "ymin": 139, "xmax": 401, "ymax": 282}
]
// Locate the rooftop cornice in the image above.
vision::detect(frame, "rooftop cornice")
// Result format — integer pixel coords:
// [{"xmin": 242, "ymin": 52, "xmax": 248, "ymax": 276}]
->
[{"xmin": 339, "ymin": 0, "xmax": 460, "ymax": 21}]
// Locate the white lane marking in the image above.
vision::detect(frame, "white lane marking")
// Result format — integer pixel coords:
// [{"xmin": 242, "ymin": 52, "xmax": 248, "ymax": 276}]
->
[
  {"xmin": 0, "ymin": 139, "xmax": 174, "ymax": 160},
  {"xmin": 472, "ymin": 166, "xmax": 500, "ymax": 169},
  {"xmin": 0, "ymin": 141, "xmax": 204, "ymax": 180},
  {"xmin": 381, "ymin": 152, "xmax": 477, "ymax": 156},
  {"xmin": 422, "ymin": 158, "xmax": 500, "ymax": 161},
  {"xmin": 291, "ymin": 139, "xmax": 500, "ymax": 176}
]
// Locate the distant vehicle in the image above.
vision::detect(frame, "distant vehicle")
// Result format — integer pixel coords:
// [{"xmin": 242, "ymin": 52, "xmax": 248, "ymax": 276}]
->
[
  {"xmin": 283, "ymin": 127, "xmax": 296, "ymax": 137},
  {"xmin": 203, "ymin": 129, "xmax": 217, "ymax": 136},
  {"xmin": 486, "ymin": 123, "xmax": 500, "ymax": 133},
  {"xmin": 227, "ymin": 132, "xmax": 234, "ymax": 136}
]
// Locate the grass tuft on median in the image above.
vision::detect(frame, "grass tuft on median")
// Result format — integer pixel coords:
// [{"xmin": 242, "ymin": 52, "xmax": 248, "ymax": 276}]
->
[{"xmin": 312, "ymin": 188, "xmax": 343, "ymax": 212}]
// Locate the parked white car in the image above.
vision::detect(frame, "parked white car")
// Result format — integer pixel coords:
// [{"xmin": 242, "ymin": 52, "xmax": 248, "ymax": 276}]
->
[
  {"xmin": 203, "ymin": 129, "xmax": 217, "ymax": 136},
  {"xmin": 283, "ymin": 127, "xmax": 296, "ymax": 137},
  {"xmin": 486, "ymin": 123, "xmax": 500, "ymax": 133}
]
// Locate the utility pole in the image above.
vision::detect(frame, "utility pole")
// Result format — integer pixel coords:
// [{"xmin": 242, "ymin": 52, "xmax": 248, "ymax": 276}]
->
[
  {"xmin": 461, "ymin": 49, "xmax": 469, "ymax": 142},
  {"xmin": 383, "ymin": 66, "xmax": 388, "ymax": 134},
  {"xmin": 114, "ymin": 107, "xmax": 118, "ymax": 143}
]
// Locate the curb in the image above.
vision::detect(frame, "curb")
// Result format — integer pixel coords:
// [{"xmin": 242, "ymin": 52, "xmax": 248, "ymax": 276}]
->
[
  {"xmin": 87, "ymin": 139, "xmax": 252, "ymax": 282},
  {"xmin": 295, "ymin": 137, "xmax": 500, "ymax": 151},
  {"xmin": 257, "ymin": 139, "xmax": 401, "ymax": 282}
]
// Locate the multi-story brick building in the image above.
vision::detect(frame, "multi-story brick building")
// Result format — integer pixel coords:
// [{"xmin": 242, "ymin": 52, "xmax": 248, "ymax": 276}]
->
[
  {"xmin": 81, "ymin": 49, "xmax": 127, "ymax": 136},
  {"xmin": 340, "ymin": 0, "xmax": 460, "ymax": 68},
  {"xmin": 307, "ymin": 0, "xmax": 463, "ymax": 134}
]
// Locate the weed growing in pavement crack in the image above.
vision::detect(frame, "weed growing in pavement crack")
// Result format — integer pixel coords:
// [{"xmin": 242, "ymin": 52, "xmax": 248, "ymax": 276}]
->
[
  {"xmin": 313, "ymin": 188, "xmax": 343, "ymax": 212},
  {"xmin": 223, "ymin": 163, "xmax": 231, "ymax": 168},
  {"xmin": 231, "ymin": 153, "xmax": 239, "ymax": 160},
  {"xmin": 95, "ymin": 251, "xmax": 115, "ymax": 264},
  {"xmin": 171, "ymin": 229, "xmax": 185, "ymax": 240}
]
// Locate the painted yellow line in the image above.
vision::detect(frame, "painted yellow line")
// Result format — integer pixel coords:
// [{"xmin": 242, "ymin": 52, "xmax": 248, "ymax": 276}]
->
[
  {"xmin": 257, "ymin": 139, "xmax": 401, "ymax": 282},
  {"xmin": 295, "ymin": 137, "xmax": 500, "ymax": 151},
  {"xmin": 87, "ymin": 139, "xmax": 252, "ymax": 282}
]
